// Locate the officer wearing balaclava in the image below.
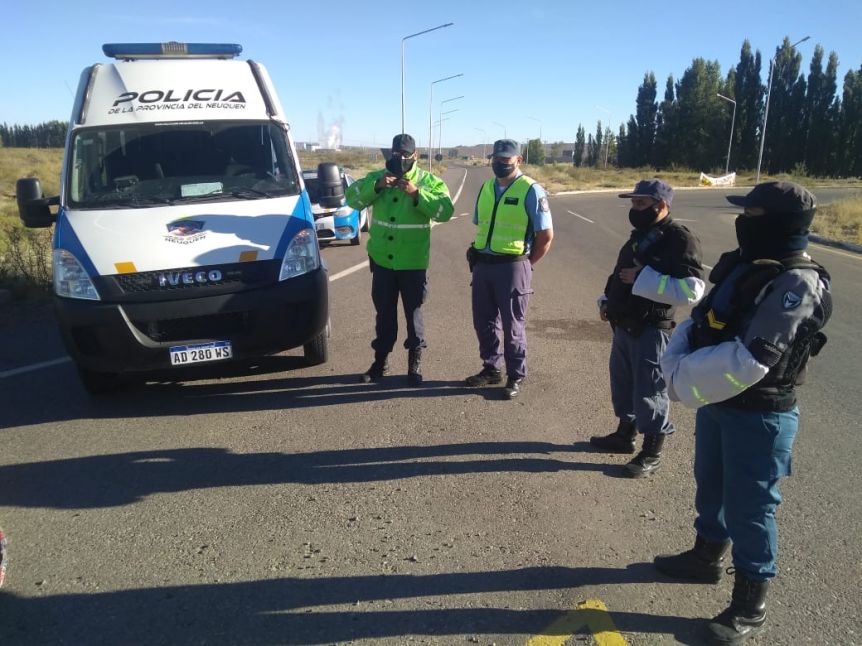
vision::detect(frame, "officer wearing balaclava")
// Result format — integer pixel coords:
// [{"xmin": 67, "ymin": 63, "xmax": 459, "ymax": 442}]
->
[
  {"xmin": 345, "ymin": 133, "xmax": 453, "ymax": 385},
  {"xmin": 592, "ymin": 179, "xmax": 705, "ymax": 477},
  {"xmin": 656, "ymin": 181, "xmax": 832, "ymax": 644}
]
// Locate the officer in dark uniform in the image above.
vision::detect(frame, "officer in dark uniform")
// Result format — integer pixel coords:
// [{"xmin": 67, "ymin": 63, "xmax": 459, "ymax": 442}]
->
[
  {"xmin": 655, "ymin": 182, "xmax": 832, "ymax": 645},
  {"xmin": 464, "ymin": 139, "xmax": 553, "ymax": 399},
  {"xmin": 591, "ymin": 179, "xmax": 705, "ymax": 476}
]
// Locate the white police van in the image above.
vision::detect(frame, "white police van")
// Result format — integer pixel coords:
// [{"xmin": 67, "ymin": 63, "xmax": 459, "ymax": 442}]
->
[{"xmin": 16, "ymin": 42, "xmax": 335, "ymax": 393}]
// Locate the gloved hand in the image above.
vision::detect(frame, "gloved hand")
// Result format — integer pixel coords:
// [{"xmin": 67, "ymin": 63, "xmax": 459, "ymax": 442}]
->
[{"xmin": 747, "ymin": 337, "xmax": 782, "ymax": 368}]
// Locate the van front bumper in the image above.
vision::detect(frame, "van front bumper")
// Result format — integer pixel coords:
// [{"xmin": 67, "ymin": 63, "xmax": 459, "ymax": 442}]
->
[{"xmin": 54, "ymin": 268, "xmax": 329, "ymax": 375}]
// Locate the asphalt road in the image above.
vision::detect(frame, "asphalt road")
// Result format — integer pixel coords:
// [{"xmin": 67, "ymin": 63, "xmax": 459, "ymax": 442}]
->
[{"xmin": 1, "ymin": 168, "xmax": 860, "ymax": 645}]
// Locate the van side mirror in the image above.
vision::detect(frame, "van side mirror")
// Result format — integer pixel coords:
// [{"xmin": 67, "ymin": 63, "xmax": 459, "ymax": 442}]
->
[
  {"xmin": 316, "ymin": 163, "xmax": 345, "ymax": 209},
  {"xmin": 17, "ymin": 178, "xmax": 58, "ymax": 228}
]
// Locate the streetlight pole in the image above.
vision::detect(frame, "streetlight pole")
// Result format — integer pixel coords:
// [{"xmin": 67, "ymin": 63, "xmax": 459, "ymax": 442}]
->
[
  {"xmin": 716, "ymin": 93, "xmax": 737, "ymax": 175},
  {"xmin": 474, "ymin": 127, "xmax": 487, "ymax": 164},
  {"xmin": 437, "ymin": 97, "xmax": 463, "ymax": 162},
  {"xmin": 401, "ymin": 22, "xmax": 454, "ymax": 133},
  {"xmin": 595, "ymin": 105, "xmax": 613, "ymax": 168},
  {"xmin": 526, "ymin": 116, "xmax": 542, "ymax": 165},
  {"xmin": 438, "ymin": 108, "xmax": 459, "ymax": 161},
  {"xmin": 756, "ymin": 35, "xmax": 810, "ymax": 183},
  {"xmin": 428, "ymin": 73, "xmax": 463, "ymax": 170},
  {"xmin": 492, "ymin": 121, "xmax": 507, "ymax": 139}
]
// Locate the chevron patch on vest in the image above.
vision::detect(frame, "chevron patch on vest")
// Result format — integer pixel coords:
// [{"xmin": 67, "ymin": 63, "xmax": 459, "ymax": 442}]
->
[{"xmin": 706, "ymin": 309, "xmax": 726, "ymax": 330}]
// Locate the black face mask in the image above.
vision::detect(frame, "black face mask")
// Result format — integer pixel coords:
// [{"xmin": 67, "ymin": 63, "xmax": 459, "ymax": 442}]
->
[
  {"xmin": 386, "ymin": 155, "xmax": 415, "ymax": 178},
  {"xmin": 491, "ymin": 161, "xmax": 516, "ymax": 178},
  {"xmin": 735, "ymin": 210, "xmax": 814, "ymax": 259},
  {"xmin": 628, "ymin": 206, "xmax": 659, "ymax": 230}
]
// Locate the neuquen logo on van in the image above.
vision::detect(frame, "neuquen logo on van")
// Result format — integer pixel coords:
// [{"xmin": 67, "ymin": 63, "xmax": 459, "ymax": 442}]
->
[
  {"xmin": 164, "ymin": 219, "xmax": 207, "ymax": 244},
  {"xmin": 108, "ymin": 89, "xmax": 247, "ymax": 114}
]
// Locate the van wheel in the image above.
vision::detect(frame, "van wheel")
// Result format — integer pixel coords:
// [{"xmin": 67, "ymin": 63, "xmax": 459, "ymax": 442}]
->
[
  {"xmin": 77, "ymin": 367, "xmax": 123, "ymax": 395},
  {"xmin": 350, "ymin": 226, "xmax": 362, "ymax": 246},
  {"xmin": 303, "ymin": 320, "xmax": 330, "ymax": 366}
]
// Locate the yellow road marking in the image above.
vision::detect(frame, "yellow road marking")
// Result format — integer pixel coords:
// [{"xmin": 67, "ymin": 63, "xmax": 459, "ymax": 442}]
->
[{"xmin": 526, "ymin": 599, "xmax": 628, "ymax": 646}]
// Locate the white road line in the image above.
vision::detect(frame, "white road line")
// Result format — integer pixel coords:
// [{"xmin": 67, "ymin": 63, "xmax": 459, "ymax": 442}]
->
[
  {"xmin": 674, "ymin": 218, "xmax": 697, "ymax": 222},
  {"xmin": 451, "ymin": 168, "xmax": 468, "ymax": 205},
  {"xmin": 703, "ymin": 264, "xmax": 713, "ymax": 270},
  {"xmin": 0, "ymin": 357, "xmax": 71, "ymax": 378},
  {"xmin": 566, "ymin": 209, "xmax": 594, "ymax": 223},
  {"xmin": 328, "ymin": 262, "xmax": 370, "ymax": 281}
]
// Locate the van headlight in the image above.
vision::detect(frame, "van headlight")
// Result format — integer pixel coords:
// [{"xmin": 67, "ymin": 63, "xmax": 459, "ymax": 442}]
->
[
  {"xmin": 53, "ymin": 249, "xmax": 101, "ymax": 300},
  {"xmin": 279, "ymin": 228, "xmax": 320, "ymax": 281}
]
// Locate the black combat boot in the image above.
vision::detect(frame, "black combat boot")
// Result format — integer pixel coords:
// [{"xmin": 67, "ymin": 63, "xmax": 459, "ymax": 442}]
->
[
  {"xmin": 361, "ymin": 352, "xmax": 389, "ymax": 383},
  {"xmin": 654, "ymin": 535, "xmax": 730, "ymax": 583},
  {"xmin": 407, "ymin": 348, "xmax": 423, "ymax": 387},
  {"xmin": 624, "ymin": 432, "xmax": 665, "ymax": 477},
  {"xmin": 465, "ymin": 366, "xmax": 503, "ymax": 387},
  {"xmin": 705, "ymin": 570, "xmax": 769, "ymax": 644},
  {"xmin": 589, "ymin": 419, "xmax": 637, "ymax": 453}
]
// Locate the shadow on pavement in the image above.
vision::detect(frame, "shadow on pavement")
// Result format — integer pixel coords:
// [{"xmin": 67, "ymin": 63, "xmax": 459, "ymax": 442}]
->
[
  {"xmin": 0, "ymin": 441, "xmax": 618, "ymax": 509},
  {"xmin": 0, "ymin": 564, "xmax": 705, "ymax": 645}
]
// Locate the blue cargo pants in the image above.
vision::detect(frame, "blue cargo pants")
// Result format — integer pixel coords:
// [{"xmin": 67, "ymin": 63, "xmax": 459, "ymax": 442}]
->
[{"xmin": 693, "ymin": 404, "xmax": 799, "ymax": 580}]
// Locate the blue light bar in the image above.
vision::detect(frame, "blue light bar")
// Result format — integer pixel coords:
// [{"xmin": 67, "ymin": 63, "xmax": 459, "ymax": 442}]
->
[{"xmin": 102, "ymin": 42, "xmax": 243, "ymax": 60}]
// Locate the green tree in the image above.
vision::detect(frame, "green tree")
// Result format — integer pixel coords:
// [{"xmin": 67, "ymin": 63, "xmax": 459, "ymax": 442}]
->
[
  {"xmin": 654, "ymin": 75, "xmax": 676, "ymax": 168},
  {"xmin": 764, "ymin": 37, "xmax": 807, "ymax": 174},
  {"xmin": 634, "ymin": 72, "xmax": 658, "ymax": 165},
  {"xmin": 838, "ymin": 65, "xmax": 862, "ymax": 176},
  {"xmin": 804, "ymin": 45, "xmax": 840, "ymax": 176},
  {"xmin": 523, "ymin": 139, "xmax": 545, "ymax": 165},
  {"xmin": 594, "ymin": 121, "xmax": 604, "ymax": 168},
  {"xmin": 733, "ymin": 40, "xmax": 764, "ymax": 170},
  {"xmin": 673, "ymin": 58, "xmax": 725, "ymax": 170},
  {"xmin": 573, "ymin": 125, "xmax": 586, "ymax": 166}
]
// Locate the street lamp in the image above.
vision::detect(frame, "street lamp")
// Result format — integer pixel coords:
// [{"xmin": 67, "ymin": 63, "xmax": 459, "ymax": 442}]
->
[
  {"xmin": 595, "ymin": 105, "xmax": 614, "ymax": 168},
  {"xmin": 474, "ymin": 127, "xmax": 487, "ymax": 163},
  {"xmin": 401, "ymin": 22, "xmax": 454, "ymax": 133},
  {"xmin": 438, "ymin": 108, "xmax": 459, "ymax": 161},
  {"xmin": 526, "ymin": 116, "xmax": 542, "ymax": 164},
  {"xmin": 716, "ymin": 93, "xmax": 737, "ymax": 175},
  {"xmin": 428, "ymin": 73, "xmax": 463, "ymax": 170},
  {"xmin": 756, "ymin": 35, "xmax": 810, "ymax": 183},
  {"xmin": 492, "ymin": 121, "xmax": 507, "ymax": 139}
]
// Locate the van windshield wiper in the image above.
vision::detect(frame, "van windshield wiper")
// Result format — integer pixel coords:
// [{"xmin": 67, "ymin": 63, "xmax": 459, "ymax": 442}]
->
[
  {"xmin": 80, "ymin": 193, "xmax": 175, "ymax": 208},
  {"xmin": 175, "ymin": 187, "xmax": 275, "ymax": 203}
]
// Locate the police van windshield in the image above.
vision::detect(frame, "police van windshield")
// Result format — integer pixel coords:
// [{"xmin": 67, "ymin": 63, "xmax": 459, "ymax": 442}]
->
[{"xmin": 68, "ymin": 121, "xmax": 301, "ymax": 209}]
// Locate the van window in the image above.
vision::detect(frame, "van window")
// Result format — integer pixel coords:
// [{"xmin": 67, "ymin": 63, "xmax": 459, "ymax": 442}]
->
[{"xmin": 68, "ymin": 121, "xmax": 300, "ymax": 209}]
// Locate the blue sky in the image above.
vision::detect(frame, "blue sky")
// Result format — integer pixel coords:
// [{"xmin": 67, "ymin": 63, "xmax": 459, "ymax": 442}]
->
[{"xmin": 3, "ymin": 0, "xmax": 861, "ymax": 150}]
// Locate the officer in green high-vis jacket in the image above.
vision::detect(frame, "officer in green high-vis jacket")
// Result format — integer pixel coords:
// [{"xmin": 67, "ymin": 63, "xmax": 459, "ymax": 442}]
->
[{"xmin": 345, "ymin": 133, "xmax": 454, "ymax": 386}]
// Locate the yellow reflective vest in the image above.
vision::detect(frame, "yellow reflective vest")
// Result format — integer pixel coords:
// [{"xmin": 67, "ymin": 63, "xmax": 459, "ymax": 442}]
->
[{"xmin": 473, "ymin": 175, "xmax": 535, "ymax": 255}]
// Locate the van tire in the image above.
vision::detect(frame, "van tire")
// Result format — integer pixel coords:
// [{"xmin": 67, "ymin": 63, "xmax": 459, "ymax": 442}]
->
[
  {"xmin": 361, "ymin": 209, "xmax": 370, "ymax": 232},
  {"xmin": 350, "ymin": 227, "xmax": 361, "ymax": 246},
  {"xmin": 77, "ymin": 367, "xmax": 122, "ymax": 395},
  {"xmin": 303, "ymin": 320, "xmax": 330, "ymax": 366}
]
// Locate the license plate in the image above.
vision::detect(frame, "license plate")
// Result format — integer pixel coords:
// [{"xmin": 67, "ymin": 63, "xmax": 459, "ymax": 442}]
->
[{"xmin": 169, "ymin": 341, "xmax": 232, "ymax": 366}]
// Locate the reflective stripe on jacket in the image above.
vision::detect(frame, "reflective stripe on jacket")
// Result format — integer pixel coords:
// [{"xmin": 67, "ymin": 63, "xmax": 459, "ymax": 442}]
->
[
  {"xmin": 345, "ymin": 163, "xmax": 453, "ymax": 270},
  {"xmin": 474, "ymin": 175, "xmax": 535, "ymax": 255}
]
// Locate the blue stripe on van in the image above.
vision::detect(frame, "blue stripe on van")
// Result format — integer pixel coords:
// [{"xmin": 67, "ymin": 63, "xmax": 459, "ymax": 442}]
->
[
  {"xmin": 274, "ymin": 191, "xmax": 314, "ymax": 259},
  {"xmin": 54, "ymin": 208, "xmax": 100, "ymax": 278}
]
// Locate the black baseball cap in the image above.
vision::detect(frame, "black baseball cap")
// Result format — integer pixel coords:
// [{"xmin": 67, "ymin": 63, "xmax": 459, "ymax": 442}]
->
[
  {"xmin": 491, "ymin": 139, "xmax": 520, "ymax": 158},
  {"xmin": 619, "ymin": 179, "xmax": 674, "ymax": 206},
  {"xmin": 391, "ymin": 133, "xmax": 416, "ymax": 156},
  {"xmin": 726, "ymin": 181, "xmax": 816, "ymax": 213}
]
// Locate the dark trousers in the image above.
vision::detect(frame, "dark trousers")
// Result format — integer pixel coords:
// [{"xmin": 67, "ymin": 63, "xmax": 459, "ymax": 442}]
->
[
  {"xmin": 471, "ymin": 259, "xmax": 533, "ymax": 379},
  {"xmin": 370, "ymin": 265, "xmax": 428, "ymax": 353},
  {"xmin": 609, "ymin": 325, "xmax": 674, "ymax": 435}
]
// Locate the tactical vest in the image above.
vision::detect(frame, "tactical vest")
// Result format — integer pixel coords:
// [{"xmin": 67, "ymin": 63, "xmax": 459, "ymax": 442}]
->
[
  {"xmin": 691, "ymin": 251, "xmax": 832, "ymax": 411},
  {"xmin": 474, "ymin": 175, "xmax": 534, "ymax": 255},
  {"xmin": 605, "ymin": 220, "xmax": 690, "ymax": 335}
]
